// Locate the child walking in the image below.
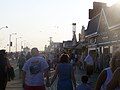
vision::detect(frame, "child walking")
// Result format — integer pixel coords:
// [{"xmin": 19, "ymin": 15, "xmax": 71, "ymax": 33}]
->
[{"xmin": 76, "ymin": 75, "xmax": 92, "ymax": 90}]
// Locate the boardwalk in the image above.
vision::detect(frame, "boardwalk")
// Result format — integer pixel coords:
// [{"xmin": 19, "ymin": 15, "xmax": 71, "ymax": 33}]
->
[
  {"xmin": 6, "ymin": 67, "xmax": 99, "ymax": 90},
  {"xmin": 6, "ymin": 79, "xmax": 23, "ymax": 90}
]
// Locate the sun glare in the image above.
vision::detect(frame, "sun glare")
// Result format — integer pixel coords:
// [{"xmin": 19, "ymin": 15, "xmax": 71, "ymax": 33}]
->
[
  {"xmin": 95, "ymin": 0, "xmax": 119, "ymax": 6},
  {"xmin": 104, "ymin": 0, "xmax": 120, "ymax": 6}
]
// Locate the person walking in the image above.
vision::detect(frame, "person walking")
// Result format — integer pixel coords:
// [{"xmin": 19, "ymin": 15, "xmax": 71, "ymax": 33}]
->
[
  {"xmin": 26, "ymin": 52, "xmax": 32, "ymax": 60},
  {"xmin": 80, "ymin": 52, "xmax": 87, "ymax": 70},
  {"xmin": 0, "ymin": 50, "xmax": 9, "ymax": 90},
  {"xmin": 22, "ymin": 47, "xmax": 49, "ymax": 90},
  {"xmin": 17, "ymin": 52, "xmax": 26, "ymax": 78},
  {"xmin": 76, "ymin": 75, "xmax": 92, "ymax": 90},
  {"xmin": 84, "ymin": 51, "xmax": 94, "ymax": 77},
  {"xmin": 95, "ymin": 50, "xmax": 120, "ymax": 90},
  {"xmin": 50, "ymin": 54, "xmax": 76, "ymax": 90}
]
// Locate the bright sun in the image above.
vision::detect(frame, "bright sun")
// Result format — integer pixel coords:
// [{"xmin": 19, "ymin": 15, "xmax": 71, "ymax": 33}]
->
[
  {"xmin": 95, "ymin": 0, "xmax": 119, "ymax": 6},
  {"xmin": 106, "ymin": 0, "xmax": 119, "ymax": 6}
]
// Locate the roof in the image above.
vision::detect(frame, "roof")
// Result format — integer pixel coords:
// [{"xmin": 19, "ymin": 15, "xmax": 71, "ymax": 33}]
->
[
  {"xmin": 85, "ymin": 2, "xmax": 120, "ymax": 36},
  {"xmin": 63, "ymin": 40, "xmax": 73, "ymax": 47},
  {"xmin": 76, "ymin": 42, "xmax": 86, "ymax": 49},
  {"xmin": 86, "ymin": 14, "xmax": 100, "ymax": 36},
  {"xmin": 104, "ymin": 3, "xmax": 120, "ymax": 28}
]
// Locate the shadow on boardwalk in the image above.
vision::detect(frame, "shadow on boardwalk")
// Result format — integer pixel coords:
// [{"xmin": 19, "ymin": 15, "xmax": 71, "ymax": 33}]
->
[
  {"xmin": 6, "ymin": 67, "xmax": 99, "ymax": 90},
  {"xmin": 6, "ymin": 79, "xmax": 23, "ymax": 90}
]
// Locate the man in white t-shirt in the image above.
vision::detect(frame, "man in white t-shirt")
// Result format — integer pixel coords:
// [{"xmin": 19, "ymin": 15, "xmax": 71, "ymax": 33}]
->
[
  {"xmin": 22, "ymin": 48, "xmax": 49, "ymax": 90},
  {"xmin": 84, "ymin": 51, "xmax": 94, "ymax": 77}
]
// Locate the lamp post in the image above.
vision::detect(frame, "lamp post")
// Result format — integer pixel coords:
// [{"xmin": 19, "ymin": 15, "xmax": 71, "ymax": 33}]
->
[
  {"xmin": 0, "ymin": 26, "xmax": 8, "ymax": 30},
  {"xmin": 9, "ymin": 33, "xmax": 17, "ymax": 53},
  {"xmin": 16, "ymin": 37, "xmax": 22, "ymax": 53}
]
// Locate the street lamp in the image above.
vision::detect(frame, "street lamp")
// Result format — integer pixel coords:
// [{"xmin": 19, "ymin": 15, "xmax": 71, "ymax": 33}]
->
[
  {"xmin": 9, "ymin": 33, "xmax": 17, "ymax": 52},
  {"xmin": 0, "ymin": 26, "xmax": 8, "ymax": 30},
  {"xmin": 16, "ymin": 37, "xmax": 22, "ymax": 53}
]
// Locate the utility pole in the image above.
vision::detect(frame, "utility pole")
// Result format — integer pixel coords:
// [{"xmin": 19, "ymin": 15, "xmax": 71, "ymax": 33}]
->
[
  {"xmin": 16, "ymin": 37, "xmax": 21, "ymax": 53},
  {"xmin": 9, "ymin": 33, "xmax": 16, "ymax": 53}
]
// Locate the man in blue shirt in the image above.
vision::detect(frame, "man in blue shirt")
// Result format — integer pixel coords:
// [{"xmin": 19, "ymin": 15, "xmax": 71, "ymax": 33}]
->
[{"xmin": 22, "ymin": 48, "xmax": 49, "ymax": 90}]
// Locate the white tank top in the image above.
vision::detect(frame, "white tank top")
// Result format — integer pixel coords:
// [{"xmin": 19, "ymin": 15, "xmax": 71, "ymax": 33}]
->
[{"xmin": 101, "ymin": 67, "xmax": 113, "ymax": 90}]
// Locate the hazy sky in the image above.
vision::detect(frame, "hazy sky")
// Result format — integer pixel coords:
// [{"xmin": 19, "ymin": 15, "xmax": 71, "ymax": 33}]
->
[{"xmin": 0, "ymin": 0, "xmax": 119, "ymax": 51}]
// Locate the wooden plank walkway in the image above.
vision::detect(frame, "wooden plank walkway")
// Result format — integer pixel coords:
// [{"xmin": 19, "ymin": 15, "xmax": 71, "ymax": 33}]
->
[{"xmin": 6, "ymin": 79, "xmax": 23, "ymax": 90}]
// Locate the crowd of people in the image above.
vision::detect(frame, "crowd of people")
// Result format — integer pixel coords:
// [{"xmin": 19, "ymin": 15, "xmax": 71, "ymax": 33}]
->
[{"xmin": 0, "ymin": 47, "xmax": 120, "ymax": 90}]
